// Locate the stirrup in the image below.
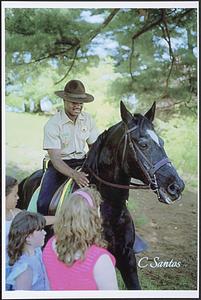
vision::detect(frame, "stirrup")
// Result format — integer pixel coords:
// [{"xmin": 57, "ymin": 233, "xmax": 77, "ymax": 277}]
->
[{"xmin": 133, "ymin": 233, "xmax": 149, "ymax": 254}]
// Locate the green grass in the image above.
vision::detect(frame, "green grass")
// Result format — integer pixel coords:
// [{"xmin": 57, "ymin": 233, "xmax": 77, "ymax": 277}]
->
[
  {"xmin": 127, "ymin": 195, "xmax": 148, "ymax": 227},
  {"xmin": 5, "ymin": 112, "xmax": 49, "ymax": 177},
  {"xmin": 116, "ymin": 270, "xmax": 126, "ymax": 290},
  {"xmin": 155, "ymin": 116, "xmax": 198, "ymax": 191},
  {"xmin": 138, "ymin": 269, "xmax": 197, "ymax": 290},
  {"xmin": 116, "ymin": 267, "xmax": 197, "ymax": 290},
  {"xmin": 116, "ymin": 264, "xmax": 196, "ymax": 290},
  {"xmin": 5, "ymin": 112, "xmax": 48, "ymax": 149}
]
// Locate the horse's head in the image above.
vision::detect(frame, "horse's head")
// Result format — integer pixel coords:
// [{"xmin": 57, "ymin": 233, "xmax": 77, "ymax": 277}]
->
[{"xmin": 120, "ymin": 101, "xmax": 185, "ymax": 204}]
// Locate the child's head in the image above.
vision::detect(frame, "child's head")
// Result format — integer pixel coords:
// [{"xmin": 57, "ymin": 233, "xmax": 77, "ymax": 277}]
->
[
  {"xmin": 54, "ymin": 185, "xmax": 107, "ymax": 265},
  {"xmin": 6, "ymin": 176, "xmax": 19, "ymax": 210},
  {"xmin": 8, "ymin": 210, "xmax": 46, "ymax": 266}
]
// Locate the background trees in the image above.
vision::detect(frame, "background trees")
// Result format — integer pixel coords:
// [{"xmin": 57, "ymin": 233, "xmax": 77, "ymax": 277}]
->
[{"xmin": 5, "ymin": 7, "xmax": 197, "ymax": 115}]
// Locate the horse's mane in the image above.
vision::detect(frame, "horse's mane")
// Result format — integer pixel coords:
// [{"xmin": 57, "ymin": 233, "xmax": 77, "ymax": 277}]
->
[
  {"xmin": 84, "ymin": 129, "xmax": 109, "ymax": 174},
  {"xmin": 84, "ymin": 122, "xmax": 122, "ymax": 174}
]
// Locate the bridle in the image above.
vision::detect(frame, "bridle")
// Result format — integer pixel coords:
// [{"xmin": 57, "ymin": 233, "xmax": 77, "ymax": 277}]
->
[
  {"xmin": 123, "ymin": 124, "xmax": 170, "ymax": 199},
  {"xmin": 86, "ymin": 122, "xmax": 170, "ymax": 199}
]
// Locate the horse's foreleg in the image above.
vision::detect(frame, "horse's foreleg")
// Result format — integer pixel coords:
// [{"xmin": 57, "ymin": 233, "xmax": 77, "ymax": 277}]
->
[
  {"xmin": 112, "ymin": 207, "xmax": 141, "ymax": 290},
  {"xmin": 116, "ymin": 248, "xmax": 141, "ymax": 290},
  {"xmin": 102, "ymin": 203, "xmax": 141, "ymax": 290}
]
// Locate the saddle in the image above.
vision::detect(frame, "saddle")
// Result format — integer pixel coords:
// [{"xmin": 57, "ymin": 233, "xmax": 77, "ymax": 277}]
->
[
  {"xmin": 48, "ymin": 178, "xmax": 75, "ymax": 215},
  {"xmin": 27, "ymin": 176, "xmax": 75, "ymax": 215}
]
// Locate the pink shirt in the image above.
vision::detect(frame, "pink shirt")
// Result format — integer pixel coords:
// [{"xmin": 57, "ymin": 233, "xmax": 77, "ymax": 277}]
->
[{"xmin": 42, "ymin": 237, "xmax": 116, "ymax": 290}]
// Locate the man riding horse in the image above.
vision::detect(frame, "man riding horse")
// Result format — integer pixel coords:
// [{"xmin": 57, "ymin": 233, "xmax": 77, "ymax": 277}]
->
[
  {"xmin": 37, "ymin": 79, "xmax": 146, "ymax": 253},
  {"xmin": 37, "ymin": 79, "xmax": 98, "ymax": 215}
]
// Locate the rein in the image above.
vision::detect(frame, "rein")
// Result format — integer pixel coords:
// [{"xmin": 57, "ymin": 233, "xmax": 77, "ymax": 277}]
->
[{"xmin": 87, "ymin": 167, "xmax": 150, "ymax": 190}]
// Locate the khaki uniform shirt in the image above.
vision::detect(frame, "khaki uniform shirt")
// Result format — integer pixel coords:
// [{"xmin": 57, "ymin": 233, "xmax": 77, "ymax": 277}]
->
[{"xmin": 43, "ymin": 110, "xmax": 99, "ymax": 160}]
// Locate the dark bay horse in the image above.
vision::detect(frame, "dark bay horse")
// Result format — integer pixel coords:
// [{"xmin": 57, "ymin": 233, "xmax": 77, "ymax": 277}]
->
[{"xmin": 17, "ymin": 101, "xmax": 185, "ymax": 290}]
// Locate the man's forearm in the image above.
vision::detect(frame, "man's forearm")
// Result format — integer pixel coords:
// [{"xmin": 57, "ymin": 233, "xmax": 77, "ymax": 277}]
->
[
  {"xmin": 50, "ymin": 158, "xmax": 75, "ymax": 179},
  {"xmin": 48, "ymin": 149, "xmax": 89, "ymax": 187}
]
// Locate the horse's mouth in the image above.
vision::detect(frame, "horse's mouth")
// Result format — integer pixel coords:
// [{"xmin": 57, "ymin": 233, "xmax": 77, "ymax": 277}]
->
[{"xmin": 157, "ymin": 188, "xmax": 182, "ymax": 205}]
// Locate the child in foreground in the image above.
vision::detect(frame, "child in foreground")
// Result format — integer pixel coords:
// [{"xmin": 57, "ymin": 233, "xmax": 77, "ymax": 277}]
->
[
  {"xmin": 6, "ymin": 210, "xmax": 50, "ymax": 290},
  {"xmin": 43, "ymin": 186, "xmax": 119, "ymax": 290},
  {"xmin": 5, "ymin": 175, "xmax": 55, "ymax": 290}
]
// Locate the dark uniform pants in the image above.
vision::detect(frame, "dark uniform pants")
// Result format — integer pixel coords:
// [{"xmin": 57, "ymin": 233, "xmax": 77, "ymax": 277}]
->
[{"xmin": 37, "ymin": 158, "xmax": 85, "ymax": 215}]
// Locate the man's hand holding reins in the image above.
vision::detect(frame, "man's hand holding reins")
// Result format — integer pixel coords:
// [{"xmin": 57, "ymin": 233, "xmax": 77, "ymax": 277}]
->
[
  {"xmin": 72, "ymin": 170, "xmax": 89, "ymax": 187},
  {"xmin": 48, "ymin": 149, "xmax": 89, "ymax": 188}
]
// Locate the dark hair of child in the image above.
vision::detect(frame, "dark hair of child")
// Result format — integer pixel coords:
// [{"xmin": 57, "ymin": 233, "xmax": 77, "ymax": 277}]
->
[{"xmin": 8, "ymin": 210, "xmax": 46, "ymax": 266}]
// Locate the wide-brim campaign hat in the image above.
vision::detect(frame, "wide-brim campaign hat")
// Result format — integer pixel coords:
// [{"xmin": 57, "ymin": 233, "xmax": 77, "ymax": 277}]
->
[{"xmin": 55, "ymin": 80, "xmax": 94, "ymax": 103}]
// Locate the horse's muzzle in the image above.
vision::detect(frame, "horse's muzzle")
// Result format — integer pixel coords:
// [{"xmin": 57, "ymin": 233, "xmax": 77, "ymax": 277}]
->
[{"xmin": 158, "ymin": 179, "xmax": 185, "ymax": 204}]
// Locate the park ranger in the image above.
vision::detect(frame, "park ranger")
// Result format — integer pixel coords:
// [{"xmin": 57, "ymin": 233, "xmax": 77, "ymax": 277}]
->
[{"xmin": 37, "ymin": 79, "xmax": 98, "ymax": 215}]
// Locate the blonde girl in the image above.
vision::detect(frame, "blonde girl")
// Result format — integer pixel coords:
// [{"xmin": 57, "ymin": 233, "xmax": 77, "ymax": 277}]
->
[{"xmin": 43, "ymin": 186, "xmax": 118, "ymax": 290}]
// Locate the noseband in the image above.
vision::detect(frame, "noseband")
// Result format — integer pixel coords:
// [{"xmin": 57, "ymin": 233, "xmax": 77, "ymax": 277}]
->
[{"xmin": 122, "ymin": 124, "xmax": 170, "ymax": 199}]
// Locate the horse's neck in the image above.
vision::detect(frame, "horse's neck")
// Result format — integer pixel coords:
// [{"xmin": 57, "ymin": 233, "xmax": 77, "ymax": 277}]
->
[
  {"xmin": 84, "ymin": 123, "xmax": 131, "ymax": 205},
  {"xmin": 85, "ymin": 123, "xmax": 130, "ymax": 184}
]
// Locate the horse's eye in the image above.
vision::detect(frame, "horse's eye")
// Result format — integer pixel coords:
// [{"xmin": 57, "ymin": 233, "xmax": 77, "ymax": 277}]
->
[{"xmin": 138, "ymin": 140, "xmax": 148, "ymax": 149}]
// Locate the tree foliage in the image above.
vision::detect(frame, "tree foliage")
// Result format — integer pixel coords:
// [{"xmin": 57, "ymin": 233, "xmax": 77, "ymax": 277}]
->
[{"xmin": 5, "ymin": 7, "xmax": 197, "ymax": 115}]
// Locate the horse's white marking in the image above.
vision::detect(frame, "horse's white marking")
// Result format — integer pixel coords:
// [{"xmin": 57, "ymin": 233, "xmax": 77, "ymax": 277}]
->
[{"xmin": 147, "ymin": 129, "xmax": 160, "ymax": 146}]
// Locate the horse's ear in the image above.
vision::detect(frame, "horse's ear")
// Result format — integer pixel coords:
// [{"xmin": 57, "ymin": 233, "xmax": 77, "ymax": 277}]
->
[
  {"xmin": 144, "ymin": 101, "xmax": 156, "ymax": 122},
  {"xmin": 120, "ymin": 101, "xmax": 133, "ymax": 125}
]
